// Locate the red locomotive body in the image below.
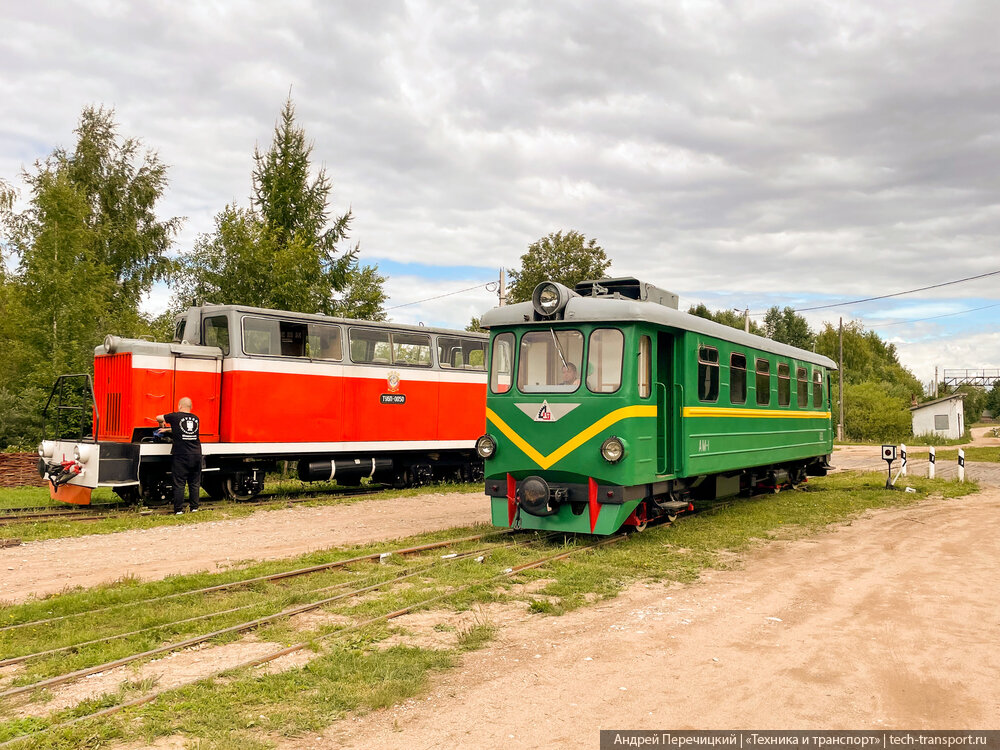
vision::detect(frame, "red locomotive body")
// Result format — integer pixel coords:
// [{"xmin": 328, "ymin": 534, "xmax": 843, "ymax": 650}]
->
[{"xmin": 40, "ymin": 305, "xmax": 487, "ymax": 504}]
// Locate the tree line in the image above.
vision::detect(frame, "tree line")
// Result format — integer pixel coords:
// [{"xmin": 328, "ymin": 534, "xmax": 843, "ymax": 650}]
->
[{"xmin": 0, "ymin": 99, "xmax": 386, "ymax": 448}]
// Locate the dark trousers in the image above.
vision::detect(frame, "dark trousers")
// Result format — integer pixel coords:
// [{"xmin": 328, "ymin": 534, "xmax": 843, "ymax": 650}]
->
[{"xmin": 172, "ymin": 453, "xmax": 202, "ymax": 513}]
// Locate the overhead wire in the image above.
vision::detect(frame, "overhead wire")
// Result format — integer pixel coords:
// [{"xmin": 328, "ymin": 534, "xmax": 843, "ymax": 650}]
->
[
  {"xmin": 749, "ymin": 268, "xmax": 1000, "ymax": 316},
  {"xmin": 385, "ymin": 280, "xmax": 497, "ymax": 311},
  {"xmin": 865, "ymin": 301, "xmax": 1000, "ymax": 328}
]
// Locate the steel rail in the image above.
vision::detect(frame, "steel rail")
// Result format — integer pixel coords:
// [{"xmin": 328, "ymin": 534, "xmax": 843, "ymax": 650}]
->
[
  {"xmin": 0, "ymin": 529, "xmax": 514, "ymax": 633},
  {"xmin": 0, "ymin": 533, "xmax": 549, "ymax": 669},
  {"xmin": 0, "ymin": 533, "xmax": 623, "ymax": 749},
  {"xmin": 0, "ymin": 533, "xmax": 548, "ymax": 699}
]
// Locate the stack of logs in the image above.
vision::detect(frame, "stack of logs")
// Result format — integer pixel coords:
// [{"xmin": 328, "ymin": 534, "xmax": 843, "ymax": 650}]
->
[{"xmin": 0, "ymin": 453, "xmax": 45, "ymax": 488}]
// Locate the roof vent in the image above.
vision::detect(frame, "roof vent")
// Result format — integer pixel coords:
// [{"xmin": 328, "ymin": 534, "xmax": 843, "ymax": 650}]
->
[{"xmin": 574, "ymin": 277, "xmax": 678, "ymax": 309}]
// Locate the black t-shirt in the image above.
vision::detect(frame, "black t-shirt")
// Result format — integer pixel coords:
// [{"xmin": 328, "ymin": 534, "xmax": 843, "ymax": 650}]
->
[{"xmin": 163, "ymin": 412, "xmax": 202, "ymax": 457}]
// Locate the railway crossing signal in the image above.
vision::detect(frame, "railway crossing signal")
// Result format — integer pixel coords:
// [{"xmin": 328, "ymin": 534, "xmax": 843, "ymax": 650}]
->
[{"xmin": 882, "ymin": 444, "xmax": 897, "ymax": 488}]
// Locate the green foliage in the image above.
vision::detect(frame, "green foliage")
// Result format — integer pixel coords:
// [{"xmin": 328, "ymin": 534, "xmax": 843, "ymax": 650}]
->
[
  {"xmin": 841, "ymin": 381, "xmax": 912, "ymax": 442},
  {"xmin": 952, "ymin": 385, "xmax": 987, "ymax": 422},
  {"xmin": 177, "ymin": 98, "xmax": 385, "ymax": 319},
  {"xmin": 687, "ymin": 304, "xmax": 764, "ymax": 335},
  {"xmin": 986, "ymin": 381, "xmax": 1000, "ymax": 417},
  {"xmin": 763, "ymin": 306, "xmax": 815, "ymax": 349},
  {"xmin": 506, "ymin": 230, "xmax": 610, "ymax": 304},
  {"xmin": 466, "ymin": 317, "xmax": 482, "ymax": 332},
  {"xmin": 0, "ymin": 107, "xmax": 179, "ymax": 448}
]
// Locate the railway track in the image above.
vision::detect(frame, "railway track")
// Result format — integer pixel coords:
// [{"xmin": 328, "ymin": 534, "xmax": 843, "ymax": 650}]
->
[{"xmin": 0, "ymin": 528, "xmax": 620, "ymax": 748}]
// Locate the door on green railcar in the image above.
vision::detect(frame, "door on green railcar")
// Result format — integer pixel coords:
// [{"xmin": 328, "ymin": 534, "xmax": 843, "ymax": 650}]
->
[{"xmin": 654, "ymin": 331, "xmax": 673, "ymax": 475}]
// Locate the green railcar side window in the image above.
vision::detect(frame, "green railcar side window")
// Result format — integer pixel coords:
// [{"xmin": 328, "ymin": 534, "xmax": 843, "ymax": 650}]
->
[
  {"xmin": 755, "ymin": 359, "xmax": 770, "ymax": 406},
  {"xmin": 697, "ymin": 346, "xmax": 719, "ymax": 402},
  {"xmin": 796, "ymin": 366, "xmax": 809, "ymax": 407},
  {"xmin": 490, "ymin": 333, "xmax": 514, "ymax": 394},
  {"xmin": 777, "ymin": 362, "xmax": 791, "ymax": 406},
  {"xmin": 813, "ymin": 369, "xmax": 824, "ymax": 408},
  {"xmin": 730, "ymin": 353, "xmax": 747, "ymax": 404},
  {"xmin": 638, "ymin": 335, "xmax": 651, "ymax": 399},
  {"xmin": 586, "ymin": 329, "xmax": 624, "ymax": 394}
]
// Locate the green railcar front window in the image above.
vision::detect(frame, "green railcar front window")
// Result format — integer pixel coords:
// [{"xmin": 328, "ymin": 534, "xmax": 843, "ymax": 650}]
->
[
  {"xmin": 517, "ymin": 329, "xmax": 584, "ymax": 393},
  {"xmin": 586, "ymin": 329, "xmax": 624, "ymax": 394}
]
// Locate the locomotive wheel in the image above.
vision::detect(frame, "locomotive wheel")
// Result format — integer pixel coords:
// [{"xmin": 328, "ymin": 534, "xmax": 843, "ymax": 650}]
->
[
  {"xmin": 113, "ymin": 486, "xmax": 142, "ymax": 506},
  {"xmin": 223, "ymin": 472, "xmax": 263, "ymax": 501}
]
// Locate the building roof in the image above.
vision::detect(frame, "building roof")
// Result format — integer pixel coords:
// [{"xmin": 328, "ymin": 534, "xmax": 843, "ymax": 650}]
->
[{"xmin": 909, "ymin": 393, "xmax": 965, "ymax": 412}]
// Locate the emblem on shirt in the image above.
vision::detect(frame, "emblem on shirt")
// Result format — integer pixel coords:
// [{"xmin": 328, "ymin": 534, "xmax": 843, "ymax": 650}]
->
[{"xmin": 387, "ymin": 371, "xmax": 401, "ymax": 393}]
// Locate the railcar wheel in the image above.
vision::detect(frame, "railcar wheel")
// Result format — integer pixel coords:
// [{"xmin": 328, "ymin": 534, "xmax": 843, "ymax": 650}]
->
[{"xmin": 223, "ymin": 472, "xmax": 263, "ymax": 501}]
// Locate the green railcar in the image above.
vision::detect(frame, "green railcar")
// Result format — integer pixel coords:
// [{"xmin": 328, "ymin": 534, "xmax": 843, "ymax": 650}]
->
[{"xmin": 475, "ymin": 278, "xmax": 836, "ymax": 534}]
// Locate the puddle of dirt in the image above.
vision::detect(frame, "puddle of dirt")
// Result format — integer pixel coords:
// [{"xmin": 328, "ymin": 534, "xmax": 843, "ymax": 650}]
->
[
  {"xmin": 287, "ymin": 609, "xmax": 353, "ymax": 631},
  {"xmin": 376, "ymin": 603, "xmax": 530, "ymax": 651}
]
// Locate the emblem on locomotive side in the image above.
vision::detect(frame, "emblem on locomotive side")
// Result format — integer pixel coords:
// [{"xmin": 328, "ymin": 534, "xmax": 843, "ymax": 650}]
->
[
  {"xmin": 386, "ymin": 371, "xmax": 401, "ymax": 393},
  {"xmin": 515, "ymin": 402, "xmax": 580, "ymax": 422}
]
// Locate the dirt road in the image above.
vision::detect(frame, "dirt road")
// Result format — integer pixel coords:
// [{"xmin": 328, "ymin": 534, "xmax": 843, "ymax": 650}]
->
[
  {"xmin": 297, "ymin": 486, "xmax": 1000, "ymax": 749},
  {"xmin": 0, "ymin": 491, "xmax": 490, "ymax": 603}
]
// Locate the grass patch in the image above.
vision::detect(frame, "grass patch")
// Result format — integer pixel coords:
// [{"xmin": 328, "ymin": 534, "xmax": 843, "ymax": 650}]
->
[
  {"xmin": 0, "ymin": 472, "xmax": 980, "ymax": 749},
  {"xmin": 935, "ymin": 447, "xmax": 1000, "ymax": 462}
]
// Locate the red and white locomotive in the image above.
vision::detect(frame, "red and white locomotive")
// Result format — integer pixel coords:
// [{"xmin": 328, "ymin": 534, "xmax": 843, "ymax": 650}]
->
[{"xmin": 38, "ymin": 304, "xmax": 487, "ymax": 504}]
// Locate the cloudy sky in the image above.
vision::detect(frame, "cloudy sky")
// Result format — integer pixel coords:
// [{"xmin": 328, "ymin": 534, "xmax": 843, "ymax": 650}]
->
[{"xmin": 2, "ymin": 0, "xmax": 998, "ymax": 387}]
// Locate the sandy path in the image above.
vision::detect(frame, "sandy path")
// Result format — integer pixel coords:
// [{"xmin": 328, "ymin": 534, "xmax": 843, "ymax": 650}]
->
[
  {"xmin": 0, "ymin": 491, "xmax": 489, "ymax": 604},
  {"xmin": 294, "ymin": 486, "xmax": 1000, "ymax": 749}
]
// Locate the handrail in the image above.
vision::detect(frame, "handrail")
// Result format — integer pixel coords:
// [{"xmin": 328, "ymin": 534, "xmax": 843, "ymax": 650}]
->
[{"xmin": 41, "ymin": 374, "xmax": 99, "ymax": 442}]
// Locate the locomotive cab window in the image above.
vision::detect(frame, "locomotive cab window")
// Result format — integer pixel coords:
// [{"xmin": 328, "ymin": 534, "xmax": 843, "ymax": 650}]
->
[
  {"xmin": 777, "ymin": 363, "xmax": 791, "ymax": 406},
  {"xmin": 306, "ymin": 323, "xmax": 342, "ymax": 361},
  {"xmin": 490, "ymin": 333, "xmax": 514, "ymax": 393},
  {"xmin": 638, "ymin": 335, "xmax": 651, "ymax": 399},
  {"xmin": 349, "ymin": 328, "xmax": 391, "ymax": 364},
  {"xmin": 797, "ymin": 366, "xmax": 809, "ymax": 407},
  {"xmin": 242, "ymin": 316, "xmax": 307, "ymax": 357},
  {"xmin": 203, "ymin": 316, "xmax": 230, "ymax": 356},
  {"xmin": 438, "ymin": 337, "xmax": 486, "ymax": 370},
  {"xmin": 392, "ymin": 333, "xmax": 432, "ymax": 367},
  {"xmin": 586, "ymin": 329, "xmax": 624, "ymax": 394},
  {"xmin": 730, "ymin": 353, "xmax": 747, "ymax": 404},
  {"xmin": 813, "ymin": 370, "xmax": 824, "ymax": 408},
  {"xmin": 697, "ymin": 346, "xmax": 719, "ymax": 402},
  {"xmin": 517, "ymin": 329, "xmax": 584, "ymax": 393},
  {"xmin": 755, "ymin": 359, "xmax": 770, "ymax": 406}
]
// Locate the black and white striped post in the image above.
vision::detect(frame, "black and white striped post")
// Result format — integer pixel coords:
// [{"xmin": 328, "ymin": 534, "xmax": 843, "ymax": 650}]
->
[
  {"xmin": 928, "ymin": 446, "xmax": 935, "ymax": 479},
  {"xmin": 958, "ymin": 449, "xmax": 965, "ymax": 483},
  {"xmin": 900, "ymin": 444, "xmax": 907, "ymax": 476}
]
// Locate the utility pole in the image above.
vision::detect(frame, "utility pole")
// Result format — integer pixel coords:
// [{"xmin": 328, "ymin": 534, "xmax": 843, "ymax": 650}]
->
[
  {"xmin": 934, "ymin": 366, "xmax": 938, "ymax": 398},
  {"xmin": 498, "ymin": 268, "xmax": 506, "ymax": 307},
  {"xmin": 838, "ymin": 316, "xmax": 845, "ymax": 442},
  {"xmin": 743, "ymin": 307, "xmax": 750, "ymax": 333}
]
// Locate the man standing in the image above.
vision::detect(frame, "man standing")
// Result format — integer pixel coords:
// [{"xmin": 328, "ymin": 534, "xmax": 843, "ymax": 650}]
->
[{"xmin": 156, "ymin": 397, "xmax": 202, "ymax": 514}]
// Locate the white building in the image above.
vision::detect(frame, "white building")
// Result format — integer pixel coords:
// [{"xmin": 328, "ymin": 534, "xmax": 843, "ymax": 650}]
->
[{"xmin": 910, "ymin": 394, "xmax": 965, "ymax": 440}]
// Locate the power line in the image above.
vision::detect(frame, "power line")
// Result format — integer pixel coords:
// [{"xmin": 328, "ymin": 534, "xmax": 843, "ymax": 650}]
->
[
  {"xmin": 866, "ymin": 301, "xmax": 1000, "ymax": 328},
  {"xmin": 750, "ymin": 268, "xmax": 1000, "ymax": 316},
  {"xmin": 385, "ymin": 281, "xmax": 496, "ymax": 311}
]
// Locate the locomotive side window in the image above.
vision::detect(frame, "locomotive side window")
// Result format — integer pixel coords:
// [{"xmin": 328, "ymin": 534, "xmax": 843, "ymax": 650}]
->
[
  {"xmin": 306, "ymin": 323, "xmax": 342, "ymax": 361},
  {"xmin": 438, "ymin": 337, "xmax": 487, "ymax": 370},
  {"xmin": 638, "ymin": 335, "xmax": 651, "ymax": 399},
  {"xmin": 586, "ymin": 329, "xmax": 624, "ymax": 394},
  {"xmin": 243, "ymin": 317, "xmax": 280, "ymax": 356},
  {"xmin": 796, "ymin": 366, "xmax": 808, "ymax": 407},
  {"xmin": 813, "ymin": 369, "xmax": 824, "ymax": 407},
  {"xmin": 697, "ymin": 346, "xmax": 719, "ymax": 402},
  {"xmin": 490, "ymin": 333, "xmax": 514, "ymax": 393},
  {"xmin": 349, "ymin": 328, "xmax": 391, "ymax": 364},
  {"xmin": 730, "ymin": 353, "xmax": 747, "ymax": 404},
  {"xmin": 755, "ymin": 359, "xmax": 770, "ymax": 405},
  {"xmin": 203, "ymin": 316, "xmax": 230, "ymax": 356},
  {"xmin": 777, "ymin": 363, "xmax": 791, "ymax": 406},
  {"xmin": 517, "ymin": 329, "xmax": 584, "ymax": 393},
  {"xmin": 392, "ymin": 333, "xmax": 432, "ymax": 367}
]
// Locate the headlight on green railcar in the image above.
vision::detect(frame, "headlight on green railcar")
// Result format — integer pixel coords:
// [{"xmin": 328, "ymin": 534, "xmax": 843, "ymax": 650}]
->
[
  {"xmin": 476, "ymin": 434, "xmax": 497, "ymax": 459},
  {"xmin": 600, "ymin": 436, "xmax": 626, "ymax": 463}
]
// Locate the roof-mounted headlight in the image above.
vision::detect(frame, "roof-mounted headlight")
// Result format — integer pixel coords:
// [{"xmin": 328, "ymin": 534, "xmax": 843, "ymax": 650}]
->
[{"xmin": 531, "ymin": 281, "xmax": 574, "ymax": 318}]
